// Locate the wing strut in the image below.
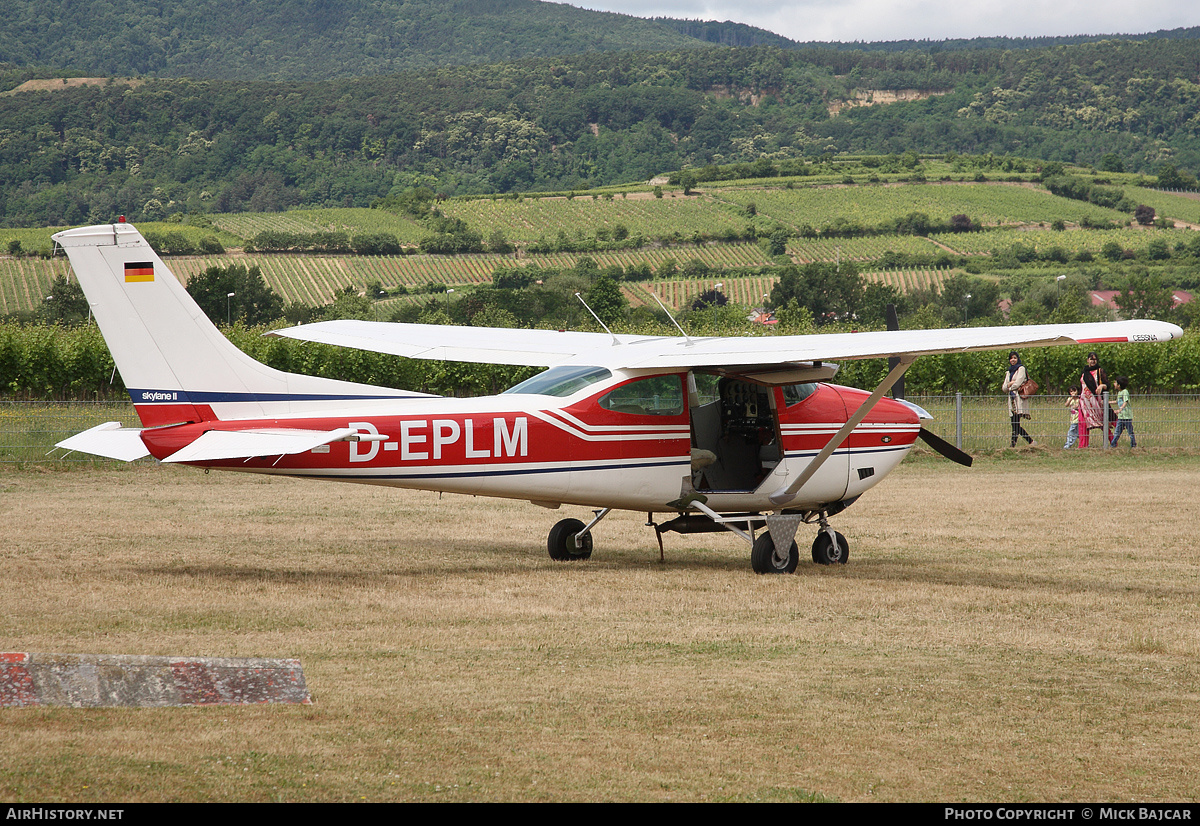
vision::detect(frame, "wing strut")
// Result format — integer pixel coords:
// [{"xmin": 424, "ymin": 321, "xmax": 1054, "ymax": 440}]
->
[{"xmin": 769, "ymin": 356, "xmax": 916, "ymax": 506}]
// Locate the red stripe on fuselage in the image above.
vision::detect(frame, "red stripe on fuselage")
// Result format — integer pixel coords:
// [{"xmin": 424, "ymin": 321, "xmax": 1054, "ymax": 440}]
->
[
  {"xmin": 134, "ymin": 403, "xmax": 211, "ymax": 428},
  {"xmin": 138, "ymin": 410, "xmax": 691, "ymax": 470}
]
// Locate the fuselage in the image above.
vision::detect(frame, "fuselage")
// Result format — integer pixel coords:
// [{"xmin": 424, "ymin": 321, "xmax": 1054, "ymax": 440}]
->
[{"xmin": 135, "ymin": 367, "xmax": 921, "ymax": 514}]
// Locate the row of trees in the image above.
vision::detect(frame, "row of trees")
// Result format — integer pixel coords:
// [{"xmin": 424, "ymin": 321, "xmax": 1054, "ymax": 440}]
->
[{"xmin": 6, "ymin": 313, "xmax": 1200, "ymax": 400}]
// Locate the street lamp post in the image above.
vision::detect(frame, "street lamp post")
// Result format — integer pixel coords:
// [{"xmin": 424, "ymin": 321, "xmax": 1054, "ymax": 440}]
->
[
  {"xmin": 226, "ymin": 292, "xmax": 235, "ymax": 326},
  {"xmin": 963, "ymin": 293, "xmax": 972, "ymax": 324}
]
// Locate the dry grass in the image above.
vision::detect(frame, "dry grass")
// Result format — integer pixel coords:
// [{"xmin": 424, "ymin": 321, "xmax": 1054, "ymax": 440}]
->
[{"xmin": 2, "ymin": 455, "xmax": 1199, "ymax": 802}]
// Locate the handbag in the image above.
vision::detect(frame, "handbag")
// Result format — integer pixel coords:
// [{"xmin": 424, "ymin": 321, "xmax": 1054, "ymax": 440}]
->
[{"xmin": 1017, "ymin": 379, "xmax": 1038, "ymax": 399}]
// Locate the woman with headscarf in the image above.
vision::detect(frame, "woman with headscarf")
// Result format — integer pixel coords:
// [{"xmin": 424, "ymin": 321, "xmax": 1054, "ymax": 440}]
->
[
  {"xmin": 1001, "ymin": 350, "xmax": 1034, "ymax": 447},
  {"xmin": 1077, "ymin": 351, "xmax": 1109, "ymax": 448}
]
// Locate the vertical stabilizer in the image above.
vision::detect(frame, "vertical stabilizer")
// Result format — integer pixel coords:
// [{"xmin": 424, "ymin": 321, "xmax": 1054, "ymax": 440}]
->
[{"xmin": 53, "ymin": 223, "xmax": 425, "ymax": 426}]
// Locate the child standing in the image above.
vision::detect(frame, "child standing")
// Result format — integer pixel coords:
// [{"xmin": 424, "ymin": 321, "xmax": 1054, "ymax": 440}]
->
[
  {"xmin": 1064, "ymin": 386, "xmax": 1080, "ymax": 448},
  {"xmin": 1110, "ymin": 376, "xmax": 1136, "ymax": 448}
]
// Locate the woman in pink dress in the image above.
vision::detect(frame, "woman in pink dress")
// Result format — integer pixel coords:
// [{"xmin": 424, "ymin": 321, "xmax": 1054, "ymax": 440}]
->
[{"xmin": 1077, "ymin": 352, "xmax": 1109, "ymax": 448}]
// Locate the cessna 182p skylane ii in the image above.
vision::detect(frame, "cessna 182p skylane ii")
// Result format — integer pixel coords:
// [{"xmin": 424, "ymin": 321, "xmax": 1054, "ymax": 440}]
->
[{"xmin": 53, "ymin": 222, "xmax": 1182, "ymax": 573}]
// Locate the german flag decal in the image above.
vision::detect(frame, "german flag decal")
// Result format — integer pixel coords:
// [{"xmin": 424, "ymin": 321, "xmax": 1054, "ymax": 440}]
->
[{"xmin": 124, "ymin": 262, "xmax": 154, "ymax": 282}]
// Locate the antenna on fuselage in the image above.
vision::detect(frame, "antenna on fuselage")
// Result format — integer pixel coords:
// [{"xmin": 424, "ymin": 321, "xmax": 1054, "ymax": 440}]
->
[
  {"xmin": 647, "ymin": 291, "xmax": 693, "ymax": 346},
  {"xmin": 574, "ymin": 292, "xmax": 621, "ymax": 346}
]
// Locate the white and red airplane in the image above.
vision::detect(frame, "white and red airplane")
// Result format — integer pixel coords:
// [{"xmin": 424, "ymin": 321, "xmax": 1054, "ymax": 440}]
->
[{"xmin": 53, "ymin": 222, "xmax": 1182, "ymax": 573}]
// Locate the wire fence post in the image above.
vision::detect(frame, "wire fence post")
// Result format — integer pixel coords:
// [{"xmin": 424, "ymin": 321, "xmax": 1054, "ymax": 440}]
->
[
  {"xmin": 1102, "ymin": 390, "xmax": 1110, "ymax": 450},
  {"xmin": 955, "ymin": 393, "xmax": 963, "ymax": 449}
]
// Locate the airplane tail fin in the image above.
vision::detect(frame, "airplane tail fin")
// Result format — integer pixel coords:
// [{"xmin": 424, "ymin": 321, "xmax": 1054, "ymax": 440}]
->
[{"xmin": 53, "ymin": 222, "xmax": 425, "ymax": 427}]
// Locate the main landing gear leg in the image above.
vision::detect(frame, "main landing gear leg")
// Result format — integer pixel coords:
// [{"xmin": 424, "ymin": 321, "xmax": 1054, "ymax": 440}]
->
[
  {"xmin": 547, "ymin": 508, "xmax": 610, "ymax": 562},
  {"xmin": 810, "ymin": 512, "xmax": 849, "ymax": 565}
]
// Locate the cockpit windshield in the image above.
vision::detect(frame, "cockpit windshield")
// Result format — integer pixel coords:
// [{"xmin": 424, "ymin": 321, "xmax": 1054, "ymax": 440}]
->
[{"xmin": 502, "ymin": 365, "xmax": 613, "ymax": 397}]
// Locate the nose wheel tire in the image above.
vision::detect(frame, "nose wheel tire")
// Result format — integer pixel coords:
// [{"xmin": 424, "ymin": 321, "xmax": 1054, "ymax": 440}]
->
[
  {"xmin": 548, "ymin": 518, "xmax": 593, "ymax": 561},
  {"xmin": 811, "ymin": 530, "xmax": 849, "ymax": 565},
  {"xmin": 751, "ymin": 533, "xmax": 799, "ymax": 574}
]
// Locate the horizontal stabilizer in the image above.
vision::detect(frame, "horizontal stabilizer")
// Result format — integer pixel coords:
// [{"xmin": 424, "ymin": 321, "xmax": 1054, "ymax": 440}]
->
[
  {"xmin": 162, "ymin": 427, "xmax": 360, "ymax": 463},
  {"xmin": 55, "ymin": 422, "xmax": 150, "ymax": 462}
]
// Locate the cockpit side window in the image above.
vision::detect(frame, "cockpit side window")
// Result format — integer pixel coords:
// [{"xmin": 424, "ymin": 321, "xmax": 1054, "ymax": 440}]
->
[
  {"xmin": 503, "ymin": 365, "xmax": 612, "ymax": 397},
  {"xmin": 781, "ymin": 382, "xmax": 818, "ymax": 407},
  {"xmin": 598, "ymin": 375, "xmax": 684, "ymax": 416}
]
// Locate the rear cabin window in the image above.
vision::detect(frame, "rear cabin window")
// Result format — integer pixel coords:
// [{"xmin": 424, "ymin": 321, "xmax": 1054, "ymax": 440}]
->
[
  {"xmin": 599, "ymin": 375, "xmax": 684, "ymax": 416},
  {"xmin": 503, "ymin": 365, "xmax": 612, "ymax": 397}
]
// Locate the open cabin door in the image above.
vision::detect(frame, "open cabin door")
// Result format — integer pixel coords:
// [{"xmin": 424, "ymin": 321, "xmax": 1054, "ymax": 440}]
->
[{"xmin": 687, "ymin": 372, "xmax": 784, "ymax": 494}]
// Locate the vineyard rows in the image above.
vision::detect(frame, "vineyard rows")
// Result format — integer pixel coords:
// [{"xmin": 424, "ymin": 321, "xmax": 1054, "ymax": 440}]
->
[
  {"xmin": 935, "ymin": 226, "xmax": 1193, "ymax": 256},
  {"xmin": 787, "ymin": 234, "xmax": 944, "ymax": 262},
  {"xmin": 624, "ymin": 276, "xmax": 780, "ymax": 310},
  {"xmin": 861, "ymin": 268, "xmax": 955, "ymax": 293},
  {"xmin": 0, "ymin": 257, "xmax": 69, "ymax": 315}
]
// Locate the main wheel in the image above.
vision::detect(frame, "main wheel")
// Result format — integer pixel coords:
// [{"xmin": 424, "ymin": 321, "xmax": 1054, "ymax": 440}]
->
[
  {"xmin": 811, "ymin": 530, "xmax": 849, "ymax": 565},
  {"xmin": 547, "ymin": 518, "xmax": 593, "ymax": 561},
  {"xmin": 750, "ymin": 533, "xmax": 799, "ymax": 574}
]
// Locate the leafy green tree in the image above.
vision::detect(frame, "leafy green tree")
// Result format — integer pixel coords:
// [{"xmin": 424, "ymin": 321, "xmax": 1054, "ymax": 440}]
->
[
  {"xmin": 39, "ymin": 275, "xmax": 90, "ymax": 327},
  {"xmin": 186, "ymin": 264, "xmax": 283, "ymax": 326},
  {"xmin": 584, "ymin": 273, "xmax": 627, "ymax": 326},
  {"xmin": 1099, "ymin": 153, "xmax": 1125, "ymax": 173},
  {"xmin": 320, "ymin": 286, "xmax": 374, "ymax": 321},
  {"xmin": 769, "ymin": 262, "xmax": 863, "ymax": 325},
  {"xmin": 487, "ymin": 230, "xmax": 513, "ymax": 255},
  {"xmin": 690, "ymin": 288, "xmax": 727, "ymax": 311},
  {"xmin": 1113, "ymin": 271, "xmax": 1175, "ymax": 320}
]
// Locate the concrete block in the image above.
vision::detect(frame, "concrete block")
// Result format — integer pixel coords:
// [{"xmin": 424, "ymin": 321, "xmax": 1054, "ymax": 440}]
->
[{"xmin": 0, "ymin": 652, "xmax": 311, "ymax": 707}]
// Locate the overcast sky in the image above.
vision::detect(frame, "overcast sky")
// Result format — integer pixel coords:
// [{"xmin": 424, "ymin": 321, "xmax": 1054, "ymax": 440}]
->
[{"xmin": 561, "ymin": 1, "xmax": 1200, "ymax": 43}]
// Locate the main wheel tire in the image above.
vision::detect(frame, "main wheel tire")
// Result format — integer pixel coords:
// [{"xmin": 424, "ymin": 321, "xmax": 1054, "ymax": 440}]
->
[
  {"xmin": 547, "ymin": 518, "xmax": 593, "ymax": 561},
  {"xmin": 811, "ymin": 530, "xmax": 849, "ymax": 565},
  {"xmin": 750, "ymin": 533, "xmax": 799, "ymax": 574}
]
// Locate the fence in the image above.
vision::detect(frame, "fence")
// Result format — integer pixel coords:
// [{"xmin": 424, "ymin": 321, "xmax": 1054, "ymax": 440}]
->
[
  {"xmin": 1, "ymin": 401, "xmax": 137, "ymax": 464},
  {"xmin": 3, "ymin": 394, "xmax": 1197, "ymax": 465},
  {"xmin": 914, "ymin": 393, "xmax": 1200, "ymax": 451}
]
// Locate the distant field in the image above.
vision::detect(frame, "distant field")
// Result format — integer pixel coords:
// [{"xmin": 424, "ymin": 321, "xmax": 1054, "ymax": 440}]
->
[
  {"xmin": 715, "ymin": 181, "xmax": 1131, "ymax": 228},
  {"xmin": 5, "ymin": 178, "xmax": 1198, "ymax": 317},
  {"xmin": 439, "ymin": 193, "xmax": 751, "ymax": 244},
  {"xmin": 164, "ymin": 245, "xmax": 775, "ymax": 309},
  {"xmin": 936, "ymin": 225, "xmax": 1192, "ymax": 257},
  {"xmin": 1123, "ymin": 187, "xmax": 1200, "ymax": 226},
  {"xmin": 209, "ymin": 208, "xmax": 426, "ymax": 244},
  {"xmin": 786, "ymin": 233, "xmax": 945, "ymax": 262}
]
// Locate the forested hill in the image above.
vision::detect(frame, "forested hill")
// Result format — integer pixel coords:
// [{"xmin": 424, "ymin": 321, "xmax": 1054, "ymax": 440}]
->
[
  {"xmin": 1, "ymin": 0, "xmax": 713, "ymax": 81},
  {"xmin": 5, "ymin": 37, "xmax": 1200, "ymax": 226}
]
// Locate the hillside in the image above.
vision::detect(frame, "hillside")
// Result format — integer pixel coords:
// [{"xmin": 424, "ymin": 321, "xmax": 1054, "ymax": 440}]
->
[
  {"xmin": 0, "ymin": 0, "xmax": 711, "ymax": 81},
  {"xmin": 4, "ymin": 35, "xmax": 1200, "ymax": 228}
]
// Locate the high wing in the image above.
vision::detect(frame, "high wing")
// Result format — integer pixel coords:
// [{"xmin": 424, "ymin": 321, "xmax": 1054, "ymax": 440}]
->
[
  {"xmin": 268, "ymin": 318, "xmax": 1184, "ymax": 370},
  {"xmin": 266, "ymin": 321, "xmax": 670, "ymax": 366}
]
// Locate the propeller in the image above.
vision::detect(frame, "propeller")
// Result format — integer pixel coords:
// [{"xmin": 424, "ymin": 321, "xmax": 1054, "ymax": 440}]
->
[
  {"xmin": 887, "ymin": 302, "xmax": 972, "ymax": 467},
  {"xmin": 917, "ymin": 427, "xmax": 973, "ymax": 467}
]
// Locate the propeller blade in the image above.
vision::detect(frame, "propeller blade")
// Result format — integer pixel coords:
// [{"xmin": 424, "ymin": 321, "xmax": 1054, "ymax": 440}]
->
[
  {"xmin": 886, "ymin": 303, "xmax": 905, "ymax": 400},
  {"xmin": 917, "ymin": 428, "xmax": 973, "ymax": 467}
]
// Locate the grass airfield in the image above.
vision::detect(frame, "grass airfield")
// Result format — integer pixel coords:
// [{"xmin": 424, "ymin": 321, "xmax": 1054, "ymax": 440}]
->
[{"xmin": 2, "ymin": 453, "xmax": 1198, "ymax": 802}]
